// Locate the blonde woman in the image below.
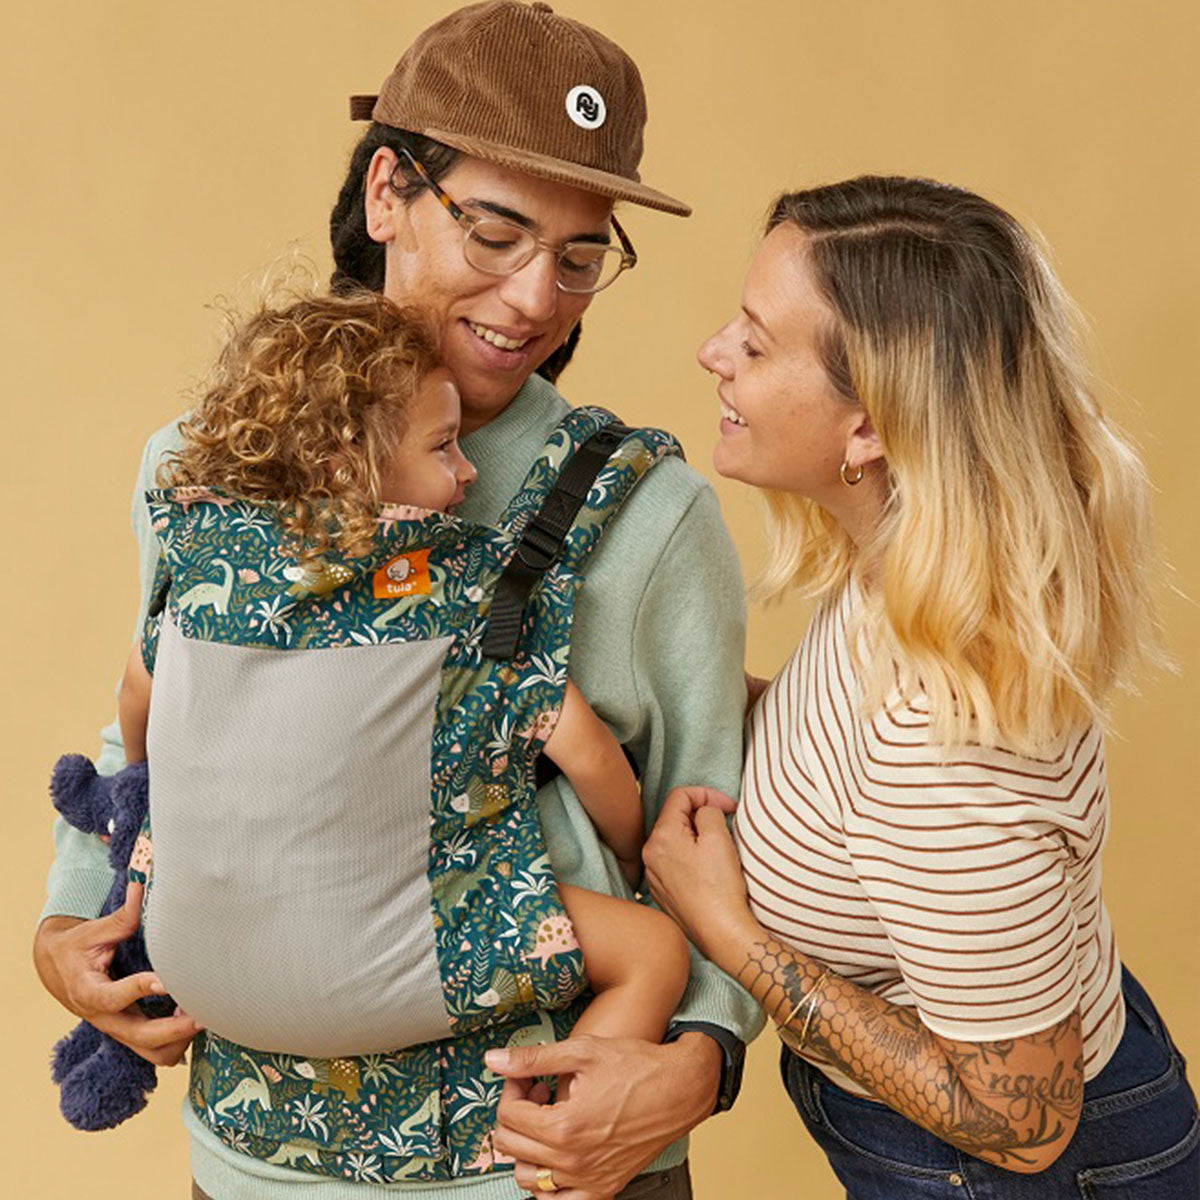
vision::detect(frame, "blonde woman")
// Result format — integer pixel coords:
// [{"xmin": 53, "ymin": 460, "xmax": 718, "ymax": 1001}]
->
[{"xmin": 645, "ymin": 177, "xmax": 1199, "ymax": 1196}]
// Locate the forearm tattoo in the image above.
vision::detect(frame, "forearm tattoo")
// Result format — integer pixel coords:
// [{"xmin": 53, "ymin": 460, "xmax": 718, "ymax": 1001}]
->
[{"xmin": 739, "ymin": 940, "xmax": 1084, "ymax": 1171}]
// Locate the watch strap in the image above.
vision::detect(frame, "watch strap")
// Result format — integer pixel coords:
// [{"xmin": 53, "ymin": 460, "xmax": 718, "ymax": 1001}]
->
[{"xmin": 663, "ymin": 1021, "xmax": 746, "ymax": 1114}]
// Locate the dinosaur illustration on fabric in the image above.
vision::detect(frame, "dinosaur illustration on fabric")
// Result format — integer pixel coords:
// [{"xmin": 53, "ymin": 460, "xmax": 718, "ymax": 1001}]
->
[{"xmin": 176, "ymin": 558, "xmax": 234, "ymax": 615}]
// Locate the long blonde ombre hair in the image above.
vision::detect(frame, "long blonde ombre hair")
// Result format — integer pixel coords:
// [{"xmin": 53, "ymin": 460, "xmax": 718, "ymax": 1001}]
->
[
  {"xmin": 757, "ymin": 176, "xmax": 1163, "ymax": 752},
  {"xmin": 161, "ymin": 291, "xmax": 439, "ymax": 565}
]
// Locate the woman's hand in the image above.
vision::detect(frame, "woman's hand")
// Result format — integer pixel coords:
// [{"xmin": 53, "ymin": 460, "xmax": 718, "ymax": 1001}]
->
[
  {"xmin": 33, "ymin": 883, "xmax": 201, "ymax": 1067},
  {"xmin": 643, "ymin": 786, "xmax": 764, "ymax": 972}
]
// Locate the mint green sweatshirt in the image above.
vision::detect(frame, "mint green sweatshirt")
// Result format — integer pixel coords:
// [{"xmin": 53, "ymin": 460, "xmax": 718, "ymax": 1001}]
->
[{"xmin": 42, "ymin": 374, "xmax": 764, "ymax": 1198}]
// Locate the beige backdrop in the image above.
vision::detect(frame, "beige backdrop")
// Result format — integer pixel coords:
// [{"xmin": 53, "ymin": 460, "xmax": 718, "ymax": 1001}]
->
[{"xmin": 5, "ymin": 2, "xmax": 1197, "ymax": 1196}]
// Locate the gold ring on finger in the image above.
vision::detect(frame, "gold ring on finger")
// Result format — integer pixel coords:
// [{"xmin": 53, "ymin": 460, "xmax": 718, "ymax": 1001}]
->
[{"xmin": 535, "ymin": 1166, "xmax": 558, "ymax": 1192}]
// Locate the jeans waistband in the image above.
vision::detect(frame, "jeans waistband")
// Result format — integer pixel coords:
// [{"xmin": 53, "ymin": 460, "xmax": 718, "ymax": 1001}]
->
[{"xmin": 1119, "ymin": 966, "xmax": 1181, "ymax": 1060}]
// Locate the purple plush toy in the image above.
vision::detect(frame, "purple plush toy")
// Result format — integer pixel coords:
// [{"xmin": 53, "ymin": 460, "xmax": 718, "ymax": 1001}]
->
[{"xmin": 48, "ymin": 755, "xmax": 174, "ymax": 1130}]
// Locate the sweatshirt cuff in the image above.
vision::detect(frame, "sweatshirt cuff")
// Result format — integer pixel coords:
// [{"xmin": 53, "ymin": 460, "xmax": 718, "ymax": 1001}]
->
[
  {"xmin": 39, "ymin": 816, "xmax": 114, "ymax": 925},
  {"xmin": 671, "ymin": 953, "xmax": 766, "ymax": 1044},
  {"xmin": 40, "ymin": 866, "xmax": 114, "ymax": 924}
]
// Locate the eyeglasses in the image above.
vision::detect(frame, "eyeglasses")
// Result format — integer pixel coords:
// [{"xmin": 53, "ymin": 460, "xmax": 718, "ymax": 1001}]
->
[{"xmin": 391, "ymin": 148, "xmax": 638, "ymax": 294}]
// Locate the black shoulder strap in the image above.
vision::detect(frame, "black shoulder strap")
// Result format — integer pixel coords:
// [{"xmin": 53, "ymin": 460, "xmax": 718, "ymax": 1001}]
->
[
  {"xmin": 481, "ymin": 421, "xmax": 633, "ymax": 659},
  {"xmin": 147, "ymin": 570, "xmax": 172, "ymax": 618}
]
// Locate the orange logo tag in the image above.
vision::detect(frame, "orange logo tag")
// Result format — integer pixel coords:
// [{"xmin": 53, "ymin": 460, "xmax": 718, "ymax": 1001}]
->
[{"xmin": 373, "ymin": 549, "xmax": 432, "ymax": 599}]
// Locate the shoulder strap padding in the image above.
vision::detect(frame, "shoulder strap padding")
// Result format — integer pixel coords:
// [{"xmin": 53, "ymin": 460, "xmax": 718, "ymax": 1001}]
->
[
  {"xmin": 493, "ymin": 406, "xmax": 622, "ymax": 538},
  {"xmin": 481, "ymin": 413, "xmax": 682, "ymax": 659}
]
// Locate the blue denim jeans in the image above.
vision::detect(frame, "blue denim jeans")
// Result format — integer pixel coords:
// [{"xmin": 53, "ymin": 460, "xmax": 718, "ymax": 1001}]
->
[{"xmin": 782, "ymin": 968, "xmax": 1199, "ymax": 1198}]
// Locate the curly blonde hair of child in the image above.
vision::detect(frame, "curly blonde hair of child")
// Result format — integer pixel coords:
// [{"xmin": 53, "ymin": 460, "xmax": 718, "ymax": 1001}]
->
[
  {"xmin": 755, "ymin": 176, "xmax": 1165, "ymax": 753},
  {"xmin": 161, "ymin": 291, "xmax": 440, "ymax": 564}
]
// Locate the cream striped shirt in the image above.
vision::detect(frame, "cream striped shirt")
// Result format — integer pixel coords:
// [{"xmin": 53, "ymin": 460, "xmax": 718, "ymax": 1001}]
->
[{"xmin": 735, "ymin": 584, "xmax": 1124, "ymax": 1094}]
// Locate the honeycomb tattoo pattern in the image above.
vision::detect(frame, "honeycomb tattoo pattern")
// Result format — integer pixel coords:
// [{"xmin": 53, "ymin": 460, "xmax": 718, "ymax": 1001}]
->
[{"xmin": 738, "ymin": 938, "xmax": 1084, "ymax": 1171}]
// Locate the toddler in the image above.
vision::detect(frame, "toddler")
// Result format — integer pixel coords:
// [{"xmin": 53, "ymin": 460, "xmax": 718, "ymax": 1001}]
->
[{"xmin": 117, "ymin": 290, "xmax": 687, "ymax": 1067}]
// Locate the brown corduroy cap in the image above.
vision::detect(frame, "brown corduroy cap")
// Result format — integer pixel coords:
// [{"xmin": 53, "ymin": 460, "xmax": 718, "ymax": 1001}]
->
[{"xmin": 350, "ymin": 1, "xmax": 690, "ymax": 217}]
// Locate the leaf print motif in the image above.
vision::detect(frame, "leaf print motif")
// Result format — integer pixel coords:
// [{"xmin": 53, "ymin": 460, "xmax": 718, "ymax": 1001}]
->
[
  {"xmin": 452, "ymin": 1079, "xmax": 500, "ymax": 1121},
  {"xmin": 485, "ymin": 714, "xmax": 514, "ymax": 757},
  {"xmin": 439, "ymin": 829, "xmax": 476, "ymax": 869},
  {"xmin": 459, "ymin": 614, "xmax": 490, "ymax": 653},
  {"xmin": 228, "ymin": 502, "xmax": 274, "ymax": 541},
  {"xmin": 377, "ymin": 1126, "xmax": 427, "ymax": 1157},
  {"xmin": 344, "ymin": 1152, "xmax": 385, "ymax": 1182},
  {"xmin": 511, "ymin": 870, "xmax": 554, "ymax": 905},
  {"xmin": 495, "ymin": 909, "xmax": 522, "ymax": 945},
  {"xmin": 254, "ymin": 596, "xmax": 295, "ymax": 645},
  {"xmin": 289, "ymin": 1095, "xmax": 329, "ymax": 1139},
  {"xmin": 359, "ymin": 1055, "xmax": 390, "ymax": 1087},
  {"xmin": 219, "ymin": 1126, "xmax": 251, "ymax": 1153},
  {"xmin": 518, "ymin": 648, "xmax": 569, "ymax": 691},
  {"xmin": 266, "ymin": 1053, "xmax": 297, "ymax": 1079},
  {"xmin": 586, "ymin": 467, "xmax": 619, "ymax": 506}
]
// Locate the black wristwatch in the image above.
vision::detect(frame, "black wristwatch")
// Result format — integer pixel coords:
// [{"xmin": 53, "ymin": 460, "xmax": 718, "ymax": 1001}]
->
[{"xmin": 663, "ymin": 1021, "xmax": 746, "ymax": 1114}]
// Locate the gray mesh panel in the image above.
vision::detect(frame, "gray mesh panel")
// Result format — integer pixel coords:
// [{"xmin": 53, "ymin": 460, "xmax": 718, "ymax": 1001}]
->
[{"xmin": 144, "ymin": 614, "xmax": 453, "ymax": 1057}]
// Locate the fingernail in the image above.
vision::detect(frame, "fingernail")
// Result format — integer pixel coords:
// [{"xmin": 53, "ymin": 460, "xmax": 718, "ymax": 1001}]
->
[
  {"xmin": 150, "ymin": 979, "xmax": 167, "ymax": 994},
  {"xmin": 485, "ymin": 1050, "xmax": 508, "ymax": 1070}
]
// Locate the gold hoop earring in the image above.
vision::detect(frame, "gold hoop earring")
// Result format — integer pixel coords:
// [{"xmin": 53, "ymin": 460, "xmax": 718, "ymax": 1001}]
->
[{"xmin": 840, "ymin": 460, "xmax": 864, "ymax": 487}]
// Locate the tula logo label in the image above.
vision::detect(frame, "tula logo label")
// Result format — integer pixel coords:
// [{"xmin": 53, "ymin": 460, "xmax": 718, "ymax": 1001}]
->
[
  {"xmin": 566, "ymin": 85, "xmax": 606, "ymax": 130},
  {"xmin": 373, "ymin": 549, "xmax": 432, "ymax": 599}
]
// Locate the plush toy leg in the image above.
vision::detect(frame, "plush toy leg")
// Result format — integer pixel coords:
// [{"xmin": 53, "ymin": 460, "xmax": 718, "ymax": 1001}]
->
[
  {"xmin": 57, "ymin": 1032, "xmax": 159, "ymax": 1132},
  {"xmin": 51, "ymin": 1020, "xmax": 104, "ymax": 1084}
]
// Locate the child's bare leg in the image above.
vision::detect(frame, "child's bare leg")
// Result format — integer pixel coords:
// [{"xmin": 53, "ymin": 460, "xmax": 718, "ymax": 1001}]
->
[
  {"xmin": 558, "ymin": 883, "xmax": 689, "ymax": 1043},
  {"xmin": 119, "ymin": 643, "xmax": 152, "ymax": 764}
]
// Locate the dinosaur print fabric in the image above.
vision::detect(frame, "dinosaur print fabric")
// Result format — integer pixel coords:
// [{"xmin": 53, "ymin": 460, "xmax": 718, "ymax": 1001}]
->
[{"xmin": 133, "ymin": 408, "xmax": 681, "ymax": 1181}]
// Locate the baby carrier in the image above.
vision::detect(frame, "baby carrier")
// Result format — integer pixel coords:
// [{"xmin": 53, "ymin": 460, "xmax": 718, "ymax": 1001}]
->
[{"xmin": 136, "ymin": 406, "xmax": 681, "ymax": 1180}]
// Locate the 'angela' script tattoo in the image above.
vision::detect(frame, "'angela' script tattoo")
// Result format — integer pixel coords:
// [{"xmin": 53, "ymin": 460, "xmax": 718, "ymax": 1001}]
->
[{"xmin": 738, "ymin": 938, "xmax": 1085, "ymax": 1172}]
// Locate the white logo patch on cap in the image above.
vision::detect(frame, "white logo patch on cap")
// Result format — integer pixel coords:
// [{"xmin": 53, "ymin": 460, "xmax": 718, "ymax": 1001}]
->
[{"xmin": 566, "ymin": 85, "xmax": 606, "ymax": 130}]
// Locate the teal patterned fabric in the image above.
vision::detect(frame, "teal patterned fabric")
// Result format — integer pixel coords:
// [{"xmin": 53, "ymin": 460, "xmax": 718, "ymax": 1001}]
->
[{"xmin": 136, "ymin": 408, "xmax": 682, "ymax": 1181}]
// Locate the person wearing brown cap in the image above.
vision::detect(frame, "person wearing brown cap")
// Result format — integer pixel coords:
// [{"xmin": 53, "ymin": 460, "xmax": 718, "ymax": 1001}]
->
[{"xmin": 34, "ymin": 4, "xmax": 759, "ymax": 1199}]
